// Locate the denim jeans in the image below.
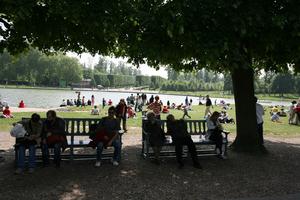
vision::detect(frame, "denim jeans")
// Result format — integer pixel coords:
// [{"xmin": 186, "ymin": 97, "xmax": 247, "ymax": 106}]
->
[
  {"xmin": 42, "ymin": 143, "xmax": 62, "ymax": 165},
  {"xmin": 17, "ymin": 144, "xmax": 36, "ymax": 169},
  {"xmin": 96, "ymin": 139, "xmax": 121, "ymax": 162}
]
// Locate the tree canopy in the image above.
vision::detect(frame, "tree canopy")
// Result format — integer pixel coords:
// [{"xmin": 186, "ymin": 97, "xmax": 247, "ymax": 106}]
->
[{"xmin": 1, "ymin": 0, "xmax": 299, "ymax": 152}]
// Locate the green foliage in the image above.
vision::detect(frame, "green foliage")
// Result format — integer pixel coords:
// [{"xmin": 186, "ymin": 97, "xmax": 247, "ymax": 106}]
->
[
  {"xmin": 135, "ymin": 75, "xmax": 151, "ymax": 86},
  {"xmin": 0, "ymin": 49, "xmax": 83, "ymax": 87}
]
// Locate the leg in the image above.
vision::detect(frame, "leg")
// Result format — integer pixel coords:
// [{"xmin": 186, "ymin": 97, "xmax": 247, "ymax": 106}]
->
[
  {"xmin": 17, "ymin": 145, "xmax": 25, "ymax": 170},
  {"xmin": 28, "ymin": 145, "xmax": 36, "ymax": 169},
  {"xmin": 174, "ymin": 140, "xmax": 184, "ymax": 167},
  {"xmin": 112, "ymin": 139, "xmax": 121, "ymax": 162},
  {"xmin": 54, "ymin": 143, "xmax": 61, "ymax": 167},
  {"xmin": 122, "ymin": 117, "xmax": 127, "ymax": 131},
  {"xmin": 96, "ymin": 142, "xmax": 104, "ymax": 161},
  {"xmin": 257, "ymin": 122, "xmax": 264, "ymax": 145},
  {"xmin": 185, "ymin": 137, "xmax": 200, "ymax": 165},
  {"xmin": 42, "ymin": 143, "xmax": 50, "ymax": 166}
]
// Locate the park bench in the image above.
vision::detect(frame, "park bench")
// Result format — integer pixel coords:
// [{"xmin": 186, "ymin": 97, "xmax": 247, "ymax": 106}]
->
[
  {"xmin": 141, "ymin": 119, "xmax": 229, "ymax": 159},
  {"xmin": 15, "ymin": 118, "xmax": 124, "ymax": 162}
]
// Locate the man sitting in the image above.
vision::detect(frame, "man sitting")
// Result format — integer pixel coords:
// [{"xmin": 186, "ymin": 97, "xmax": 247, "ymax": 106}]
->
[
  {"xmin": 94, "ymin": 106, "xmax": 121, "ymax": 167},
  {"xmin": 166, "ymin": 114, "xmax": 202, "ymax": 169}
]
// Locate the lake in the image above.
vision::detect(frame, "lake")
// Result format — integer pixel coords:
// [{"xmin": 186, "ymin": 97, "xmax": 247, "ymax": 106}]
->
[{"xmin": 0, "ymin": 88, "xmax": 290, "ymax": 108}]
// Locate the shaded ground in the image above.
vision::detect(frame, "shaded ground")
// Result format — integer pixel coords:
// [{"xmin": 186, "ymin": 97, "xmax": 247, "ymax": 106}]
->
[{"xmin": 0, "ymin": 130, "xmax": 300, "ymax": 200}]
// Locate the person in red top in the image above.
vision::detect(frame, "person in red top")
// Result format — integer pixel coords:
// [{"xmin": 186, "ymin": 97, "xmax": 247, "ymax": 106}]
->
[
  {"xmin": 148, "ymin": 95, "xmax": 162, "ymax": 119},
  {"xmin": 18, "ymin": 100, "xmax": 25, "ymax": 108},
  {"xmin": 116, "ymin": 99, "xmax": 128, "ymax": 132},
  {"xmin": 108, "ymin": 99, "xmax": 113, "ymax": 106},
  {"xmin": 1, "ymin": 106, "xmax": 13, "ymax": 118}
]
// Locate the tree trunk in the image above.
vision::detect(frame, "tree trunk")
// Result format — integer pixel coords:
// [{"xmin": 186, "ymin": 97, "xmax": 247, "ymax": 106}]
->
[{"xmin": 230, "ymin": 65, "xmax": 265, "ymax": 152}]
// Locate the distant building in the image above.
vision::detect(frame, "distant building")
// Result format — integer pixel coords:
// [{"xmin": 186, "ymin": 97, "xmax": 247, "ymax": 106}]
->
[{"xmin": 71, "ymin": 79, "xmax": 92, "ymax": 88}]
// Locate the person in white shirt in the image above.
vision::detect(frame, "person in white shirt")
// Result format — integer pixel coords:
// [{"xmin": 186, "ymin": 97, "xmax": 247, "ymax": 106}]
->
[
  {"xmin": 91, "ymin": 105, "xmax": 100, "ymax": 115},
  {"xmin": 255, "ymin": 96, "xmax": 264, "ymax": 145}
]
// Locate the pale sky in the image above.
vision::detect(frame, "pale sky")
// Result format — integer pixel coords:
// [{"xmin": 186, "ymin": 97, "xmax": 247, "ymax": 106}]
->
[{"xmin": 66, "ymin": 52, "xmax": 168, "ymax": 79}]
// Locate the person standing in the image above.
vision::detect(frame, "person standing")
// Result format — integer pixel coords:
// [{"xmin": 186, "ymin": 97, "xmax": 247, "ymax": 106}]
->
[
  {"xmin": 91, "ymin": 95, "xmax": 95, "ymax": 107},
  {"xmin": 204, "ymin": 95, "xmax": 213, "ymax": 117},
  {"xmin": 185, "ymin": 96, "xmax": 189, "ymax": 106},
  {"xmin": 182, "ymin": 106, "xmax": 191, "ymax": 119},
  {"xmin": 102, "ymin": 98, "xmax": 106, "ymax": 109},
  {"xmin": 147, "ymin": 95, "xmax": 162, "ymax": 120},
  {"xmin": 116, "ymin": 99, "xmax": 128, "ymax": 132},
  {"xmin": 255, "ymin": 97, "xmax": 265, "ymax": 145}
]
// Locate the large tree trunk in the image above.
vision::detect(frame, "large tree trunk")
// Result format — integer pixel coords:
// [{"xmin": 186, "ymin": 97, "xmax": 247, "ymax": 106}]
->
[{"xmin": 230, "ymin": 65, "xmax": 265, "ymax": 152}]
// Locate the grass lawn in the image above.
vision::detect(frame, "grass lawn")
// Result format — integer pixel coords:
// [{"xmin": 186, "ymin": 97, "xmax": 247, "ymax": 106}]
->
[{"xmin": 0, "ymin": 105, "xmax": 299, "ymax": 137}]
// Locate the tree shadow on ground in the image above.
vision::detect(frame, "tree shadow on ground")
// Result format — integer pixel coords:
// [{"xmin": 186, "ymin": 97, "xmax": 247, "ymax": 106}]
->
[{"xmin": 0, "ymin": 140, "xmax": 300, "ymax": 200}]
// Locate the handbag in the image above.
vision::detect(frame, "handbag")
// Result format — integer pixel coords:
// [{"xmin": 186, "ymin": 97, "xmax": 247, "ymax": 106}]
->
[{"xmin": 10, "ymin": 123, "xmax": 27, "ymax": 138}]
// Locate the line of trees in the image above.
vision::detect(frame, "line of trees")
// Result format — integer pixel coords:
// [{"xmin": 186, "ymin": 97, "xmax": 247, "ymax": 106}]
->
[{"xmin": 223, "ymin": 71, "xmax": 300, "ymax": 96}]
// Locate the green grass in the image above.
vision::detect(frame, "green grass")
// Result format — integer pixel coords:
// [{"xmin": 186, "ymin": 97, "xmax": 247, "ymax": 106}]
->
[{"xmin": 1, "ymin": 105, "xmax": 299, "ymax": 137}]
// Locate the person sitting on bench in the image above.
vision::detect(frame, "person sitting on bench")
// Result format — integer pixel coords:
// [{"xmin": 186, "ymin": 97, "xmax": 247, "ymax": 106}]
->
[
  {"xmin": 94, "ymin": 106, "xmax": 121, "ymax": 167},
  {"xmin": 42, "ymin": 110, "xmax": 67, "ymax": 168},
  {"xmin": 14, "ymin": 113, "xmax": 42, "ymax": 174},
  {"xmin": 206, "ymin": 111, "xmax": 227, "ymax": 159},
  {"xmin": 166, "ymin": 114, "xmax": 202, "ymax": 169},
  {"xmin": 144, "ymin": 112, "xmax": 165, "ymax": 165}
]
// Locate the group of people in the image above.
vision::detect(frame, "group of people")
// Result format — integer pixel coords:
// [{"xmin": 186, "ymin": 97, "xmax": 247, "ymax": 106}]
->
[{"xmin": 12, "ymin": 107, "xmax": 123, "ymax": 174}]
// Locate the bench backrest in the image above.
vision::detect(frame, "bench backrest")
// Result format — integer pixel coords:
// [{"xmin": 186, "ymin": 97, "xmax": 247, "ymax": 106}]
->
[
  {"xmin": 22, "ymin": 118, "xmax": 101, "ymax": 136},
  {"xmin": 142, "ymin": 119, "xmax": 207, "ymax": 135}
]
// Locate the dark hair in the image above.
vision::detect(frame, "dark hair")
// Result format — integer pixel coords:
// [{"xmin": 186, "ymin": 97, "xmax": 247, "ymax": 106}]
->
[
  {"xmin": 254, "ymin": 96, "xmax": 258, "ymax": 102},
  {"xmin": 108, "ymin": 106, "xmax": 116, "ymax": 113},
  {"xmin": 31, "ymin": 113, "xmax": 41, "ymax": 122},
  {"xmin": 292, "ymin": 101, "xmax": 297, "ymax": 104},
  {"xmin": 46, "ymin": 110, "xmax": 57, "ymax": 118}
]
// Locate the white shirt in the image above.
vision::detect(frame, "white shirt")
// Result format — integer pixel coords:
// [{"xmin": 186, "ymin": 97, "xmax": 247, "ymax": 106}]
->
[{"xmin": 256, "ymin": 103, "xmax": 264, "ymax": 124}]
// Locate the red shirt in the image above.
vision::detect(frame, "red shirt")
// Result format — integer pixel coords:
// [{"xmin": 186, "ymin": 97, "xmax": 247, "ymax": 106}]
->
[
  {"xmin": 3, "ymin": 109, "xmax": 11, "ymax": 116},
  {"xmin": 148, "ymin": 101, "xmax": 161, "ymax": 116}
]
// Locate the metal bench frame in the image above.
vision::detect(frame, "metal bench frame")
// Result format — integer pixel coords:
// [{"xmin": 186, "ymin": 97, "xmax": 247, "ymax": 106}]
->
[
  {"xmin": 141, "ymin": 119, "xmax": 229, "ymax": 159},
  {"xmin": 15, "ymin": 118, "xmax": 123, "ymax": 162}
]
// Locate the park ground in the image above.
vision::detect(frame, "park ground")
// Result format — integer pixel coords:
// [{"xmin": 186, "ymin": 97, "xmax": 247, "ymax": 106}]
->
[{"xmin": 0, "ymin": 105, "xmax": 299, "ymax": 200}]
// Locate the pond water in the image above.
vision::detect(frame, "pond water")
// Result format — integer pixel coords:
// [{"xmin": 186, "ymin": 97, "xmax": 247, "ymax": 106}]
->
[{"xmin": 0, "ymin": 88, "xmax": 291, "ymax": 108}]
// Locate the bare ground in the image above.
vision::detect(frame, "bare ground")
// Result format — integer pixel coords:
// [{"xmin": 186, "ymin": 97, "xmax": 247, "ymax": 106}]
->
[{"xmin": 0, "ymin": 129, "xmax": 300, "ymax": 200}]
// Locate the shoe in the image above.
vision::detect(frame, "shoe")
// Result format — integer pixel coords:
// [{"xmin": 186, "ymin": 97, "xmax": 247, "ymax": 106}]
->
[
  {"xmin": 112, "ymin": 161, "xmax": 119, "ymax": 166},
  {"xmin": 193, "ymin": 163, "xmax": 203, "ymax": 169},
  {"xmin": 14, "ymin": 168, "xmax": 23, "ymax": 175},
  {"xmin": 95, "ymin": 161, "xmax": 101, "ymax": 167},
  {"xmin": 216, "ymin": 154, "xmax": 227, "ymax": 159},
  {"xmin": 28, "ymin": 168, "xmax": 35, "ymax": 174}
]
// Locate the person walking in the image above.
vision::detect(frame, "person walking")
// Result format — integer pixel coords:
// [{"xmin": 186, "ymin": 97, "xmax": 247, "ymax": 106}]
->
[{"xmin": 204, "ymin": 95, "xmax": 213, "ymax": 118}]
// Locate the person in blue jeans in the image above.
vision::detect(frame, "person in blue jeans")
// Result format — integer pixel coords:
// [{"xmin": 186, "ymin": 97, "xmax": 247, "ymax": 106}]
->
[
  {"xmin": 95, "ymin": 106, "xmax": 121, "ymax": 167},
  {"xmin": 15, "ymin": 113, "xmax": 43, "ymax": 174},
  {"xmin": 42, "ymin": 110, "xmax": 66, "ymax": 168}
]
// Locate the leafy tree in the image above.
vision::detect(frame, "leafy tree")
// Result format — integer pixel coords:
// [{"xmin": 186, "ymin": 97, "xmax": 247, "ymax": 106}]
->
[
  {"xmin": 1, "ymin": 1, "xmax": 299, "ymax": 152},
  {"xmin": 270, "ymin": 72, "xmax": 295, "ymax": 96}
]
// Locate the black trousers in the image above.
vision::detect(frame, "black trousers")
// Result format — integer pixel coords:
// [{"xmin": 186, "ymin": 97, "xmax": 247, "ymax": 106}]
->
[
  {"xmin": 257, "ymin": 122, "xmax": 264, "ymax": 145},
  {"xmin": 209, "ymin": 130, "xmax": 223, "ymax": 154},
  {"xmin": 173, "ymin": 136, "xmax": 198, "ymax": 164}
]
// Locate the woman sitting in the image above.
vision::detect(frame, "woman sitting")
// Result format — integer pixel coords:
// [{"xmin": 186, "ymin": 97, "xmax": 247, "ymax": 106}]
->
[
  {"xmin": 206, "ymin": 111, "xmax": 228, "ymax": 159},
  {"xmin": 1, "ymin": 106, "xmax": 13, "ymax": 118},
  {"xmin": 144, "ymin": 112, "xmax": 165, "ymax": 165},
  {"xmin": 14, "ymin": 113, "xmax": 42, "ymax": 174},
  {"xmin": 162, "ymin": 106, "xmax": 169, "ymax": 113},
  {"xmin": 18, "ymin": 100, "xmax": 25, "ymax": 108}
]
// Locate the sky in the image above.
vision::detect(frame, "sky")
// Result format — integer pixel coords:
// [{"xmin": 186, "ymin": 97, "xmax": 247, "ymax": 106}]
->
[{"xmin": 66, "ymin": 52, "xmax": 168, "ymax": 79}]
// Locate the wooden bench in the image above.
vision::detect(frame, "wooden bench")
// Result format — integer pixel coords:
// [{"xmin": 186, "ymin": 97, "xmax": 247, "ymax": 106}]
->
[
  {"xmin": 141, "ymin": 119, "xmax": 229, "ymax": 159},
  {"xmin": 15, "ymin": 118, "xmax": 123, "ymax": 162}
]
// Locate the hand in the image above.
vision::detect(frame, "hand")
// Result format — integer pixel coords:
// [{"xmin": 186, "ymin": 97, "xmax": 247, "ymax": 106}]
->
[
  {"xmin": 47, "ymin": 132, "xmax": 52, "ymax": 137},
  {"xmin": 106, "ymin": 140, "xmax": 112, "ymax": 147}
]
